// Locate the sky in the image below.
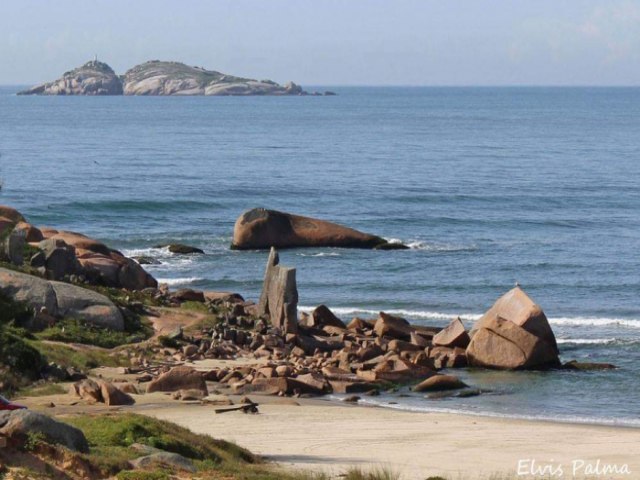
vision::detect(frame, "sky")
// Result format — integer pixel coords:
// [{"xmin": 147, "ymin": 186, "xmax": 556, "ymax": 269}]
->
[{"xmin": 1, "ymin": 0, "xmax": 639, "ymax": 86}]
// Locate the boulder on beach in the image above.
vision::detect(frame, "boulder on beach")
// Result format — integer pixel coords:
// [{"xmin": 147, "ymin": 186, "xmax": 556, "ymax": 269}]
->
[
  {"xmin": 146, "ymin": 366, "xmax": 208, "ymax": 395},
  {"xmin": 466, "ymin": 287, "xmax": 560, "ymax": 370},
  {"xmin": 231, "ymin": 208, "xmax": 405, "ymax": 250},
  {"xmin": 412, "ymin": 374, "xmax": 467, "ymax": 392}
]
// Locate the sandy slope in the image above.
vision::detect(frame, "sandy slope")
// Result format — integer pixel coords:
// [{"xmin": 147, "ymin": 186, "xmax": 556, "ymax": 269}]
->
[{"xmin": 144, "ymin": 399, "xmax": 640, "ymax": 480}]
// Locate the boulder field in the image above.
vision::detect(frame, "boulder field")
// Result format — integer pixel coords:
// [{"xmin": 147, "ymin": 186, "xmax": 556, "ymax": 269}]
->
[{"xmin": 231, "ymin": 208, "xmax": 408, "ymax": 250}]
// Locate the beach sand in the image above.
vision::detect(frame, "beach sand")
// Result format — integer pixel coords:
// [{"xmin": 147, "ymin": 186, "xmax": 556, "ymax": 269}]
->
[{"xmin": 142, "ymin": 396, "xmax": 640, "ymax": 480}]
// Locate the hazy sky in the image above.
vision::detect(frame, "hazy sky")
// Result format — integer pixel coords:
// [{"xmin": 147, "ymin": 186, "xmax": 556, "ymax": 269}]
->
[{"xmin": 2, "ymin": 0, "xmax": 639, "ymax": 86}]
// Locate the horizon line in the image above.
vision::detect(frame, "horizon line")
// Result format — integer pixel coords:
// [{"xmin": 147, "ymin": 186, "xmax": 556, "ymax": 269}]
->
[{"xmin": 2, "ymin": 83, "xmax": 640, "ymax": 89}]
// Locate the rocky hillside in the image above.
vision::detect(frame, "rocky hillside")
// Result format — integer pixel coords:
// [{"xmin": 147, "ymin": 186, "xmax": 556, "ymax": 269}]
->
[
  {"xmin": 19, "ymin": 59, "xmax": 329, "ymax": 96},
  {"xmin": 18, "ymin": 60, "xmax": 123, "ymax": 96}
]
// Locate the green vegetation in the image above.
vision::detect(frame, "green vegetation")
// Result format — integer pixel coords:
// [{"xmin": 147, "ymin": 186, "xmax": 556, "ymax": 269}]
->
[
  {"xmin": 35, "ymin": 318, "xmax": 148, "ymax": 349},
  {"xmin": 29, "ymin": 340, "xmax": 129, "ymax": 370},
  {"xmin": 344, "ymin": 468, "xmax": 400, "ymax": 480},
  {"xmin": 18, "ymin": 382, "xmax": 67, "ymax": 397}
]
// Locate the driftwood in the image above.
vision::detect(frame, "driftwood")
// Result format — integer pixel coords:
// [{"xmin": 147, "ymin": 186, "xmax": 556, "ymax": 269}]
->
[{"xmin": 213, "ymin": 403, "xmax": 259, "ymax": 414}]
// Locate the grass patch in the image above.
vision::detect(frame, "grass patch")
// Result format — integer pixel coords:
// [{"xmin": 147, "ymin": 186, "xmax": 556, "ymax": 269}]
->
[
  {"xmin": 344, "ymin": 467, "xmax": 401, "ymax": 480},
  {"xmin": 29, "ymin": 340, "xmax": 129, "ymax": 370},
  {"xmin": 35, "ymin": 318, "xmax": 147, "ymax": 348},
  {"xmin": 180, "ymin": 300, "xmax": 210, "ymax": 313},
  {"xmin": 18, "ymin": 381, "xmax": 67, "ymax": 397}
]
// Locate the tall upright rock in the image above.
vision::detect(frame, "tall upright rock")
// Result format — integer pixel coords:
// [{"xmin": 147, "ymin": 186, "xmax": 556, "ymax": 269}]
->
[{"xmin": 258, "ymin": 248, "xmax": 298, "ymax": 334}]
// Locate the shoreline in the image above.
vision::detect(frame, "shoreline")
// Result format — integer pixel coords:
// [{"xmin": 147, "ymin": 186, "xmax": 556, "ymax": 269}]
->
[{"xmin": 138, "ymin": 393, "xmax": 640, "ymax": 480}]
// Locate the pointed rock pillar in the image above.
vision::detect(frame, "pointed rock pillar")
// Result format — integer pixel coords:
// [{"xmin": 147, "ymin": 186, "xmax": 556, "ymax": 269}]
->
[{"xmin": 258, "ymin": 247, "xmax": 298, "ymax": 334}]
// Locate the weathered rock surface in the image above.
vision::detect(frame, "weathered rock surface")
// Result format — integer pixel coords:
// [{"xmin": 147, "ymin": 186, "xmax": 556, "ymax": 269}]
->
[
  {"xmin": 231, "ymin": 208, "xmax": 402, "ymax": 250},
  {"xmin": 432, "ymin": 317, "xmax": 470, "ymax": 349},
  {"xmin": 0, "ymin": 267, "xmax": 124, "ymax": 330},
  {"xmin": 100, "ymin": 380, "xmax": 135, "ymax": 406},
  {"xmin": 146, "ymin": 366, "xmax": 208, "ymax": 395},
  {"xmin": 123, "ymin": 61, "xmax": 306, "ymax": 96},
  {"xmin": 412, "ymin": 374, "xmax": 467, "ymax": 392},
  {"xmin": 0, "ymin": 410, "xmax": 89, "ymax": 452},
  {"xmin": 19, "ymin": 59, "xmax": 314, "ymax": 97},
  {"xmin": 18, "ymin": 60, "xmax": 123, "ymax": 96},
  {"xmin": 130, "ymin": 451, "xmax": 196, "ymax": 472},
  {"xmin": 466, "ymin": 287, "xmax": 560, "ymax": 370},
  {"xmin": 39, "ymin": 228, "xmax": 157, "ymax": 290},
  {"xmin": 257, "ymin": 248, "xmax": 298, "ymax": 334}
]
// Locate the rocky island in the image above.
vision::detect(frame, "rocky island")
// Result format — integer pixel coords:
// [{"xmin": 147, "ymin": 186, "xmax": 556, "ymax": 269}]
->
[{"xmin": 18, "ymin": 59, "xmax": 333, "ymax": 96}]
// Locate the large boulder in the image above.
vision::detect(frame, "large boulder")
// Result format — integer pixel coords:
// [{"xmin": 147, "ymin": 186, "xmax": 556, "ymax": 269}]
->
[
  {"xmin": 100, "ymin": 380, "xmax": 135, "ymax": 406},
  {"xmin": 257, "ymin": 248, "xmax": 298, "ymax": 334},
  {"xmin": 0, "ymin": 268, "xmax": 124, "ymax": 330},
  {"xmin": 231, "ymin": 208, "xmax": 402, "ymax": 250},
  {"xmin": 146, "ymin": 366, "xmax": 208, "ymax": 395},
  {"xmin": 0, "ymin": 410, "xmax": 89, "ymax": 452},
  {"xmin": 466, "ymin": 287, "xmax": 560, "ymax": 370}
]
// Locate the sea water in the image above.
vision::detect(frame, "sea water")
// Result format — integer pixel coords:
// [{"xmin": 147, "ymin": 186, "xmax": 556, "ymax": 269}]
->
[{"xmin": 1, "ymin": 86, "xmax": 639, "ymax": 425}]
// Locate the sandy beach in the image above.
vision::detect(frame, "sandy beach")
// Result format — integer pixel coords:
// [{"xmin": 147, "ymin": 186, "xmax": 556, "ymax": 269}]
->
[{"xmin": 140, "ymin": 396, "xmax": 640, "ymax": 480}]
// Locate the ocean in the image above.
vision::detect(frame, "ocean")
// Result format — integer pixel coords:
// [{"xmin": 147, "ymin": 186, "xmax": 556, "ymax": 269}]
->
[{"xmin": 1, "ymin": 85, "xmax": 639, "ymax": 426}]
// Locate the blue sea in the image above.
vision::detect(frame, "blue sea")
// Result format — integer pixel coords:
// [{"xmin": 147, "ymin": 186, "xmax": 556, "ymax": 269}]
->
[{"xmin": 1, "ymin": 86, "xmax": 639, "ymax": 426}]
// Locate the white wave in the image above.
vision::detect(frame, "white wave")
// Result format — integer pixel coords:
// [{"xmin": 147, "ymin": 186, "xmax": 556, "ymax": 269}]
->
[
  {"xmin": 298, "ymin": 252, "xmax": 341, "ymax": 257},
  {"xmin": 337, "ymin": 396, "xmax": 640, "ymax": 428},
  {"xmin": 549, "ymin": 317, "xmax": 640, "ymax": 329},
  {"xmin": 156, "ymin": 277, "xmax": 203, "ymax": 286},
  {"xmin": 556, "ymin": 338, "xmax": 618, "ymax": 345},
  {"xmin": 299, "ymin": 305, "xmax": 640, "ymax": 330},
  {"xmin": 298, "ymin": 305, "xmax": 480, "ymax": 322},
  {"xmin": 383, "ymin": 238, "xmax": 477, "ymax": 252}
]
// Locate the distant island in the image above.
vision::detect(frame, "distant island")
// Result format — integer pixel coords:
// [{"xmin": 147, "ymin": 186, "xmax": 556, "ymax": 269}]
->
[{"xmin": 18, "ymin": 59, "xmax": 336, "ymax": 96}]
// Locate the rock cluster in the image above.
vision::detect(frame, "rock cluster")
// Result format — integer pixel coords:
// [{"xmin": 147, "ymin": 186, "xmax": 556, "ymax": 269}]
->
[{"xmin": 231, "ymin": 208, "xmax": 408, "ymax": 250}]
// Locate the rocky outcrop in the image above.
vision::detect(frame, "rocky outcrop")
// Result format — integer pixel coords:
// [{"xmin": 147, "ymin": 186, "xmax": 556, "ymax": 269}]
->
[
  {"xmin": 257, "ymin": 248, "xmax": 298, "ymax": 334},
  {"xmin": 0, "ymin": 267, "xmax": 124, "ymax": 330},
  {"xmin": 0, "ymin": 410, "xmax": 89, "ymax": 452},
  {"xmin": 19, "ymin": 59, "xmax": 319, "ymax": 97},
  {"xmin": 38, "ymin": 228, "xmax": 157, "ymax": 290},
  {"xmin": 18, "ymin": 60, "xmax": 123, "ymax": 96},
  {"xmin": 122, "ymin": 61, "xmax": 306, "ymax": 96},
  {"xmin": 466, "ymin": 287, "xmax": 560, "ymax": 370},
  {"xmin": 232, "ymin": 208, "xmax": 404, "ymax": 250}
]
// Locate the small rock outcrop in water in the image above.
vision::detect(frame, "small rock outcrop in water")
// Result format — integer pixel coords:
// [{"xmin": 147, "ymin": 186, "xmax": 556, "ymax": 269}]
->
[
  {"xmin": 258, "ymin": 248, "xmax": 298, "ymax": 334},
  {"xmin": 466, "ymin": 286, "xmax": 560, "ymax": 370},
  {"xmin": 231, "ymin": 208, "xmax": 407, "ymax": 250},
  {"xmin": 18, "ymin": 59, "xmax": 320, "ymax": 96},
  {"xmin": 18, "ymin": 60, "xmax": 123, "ymax": 96}
]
